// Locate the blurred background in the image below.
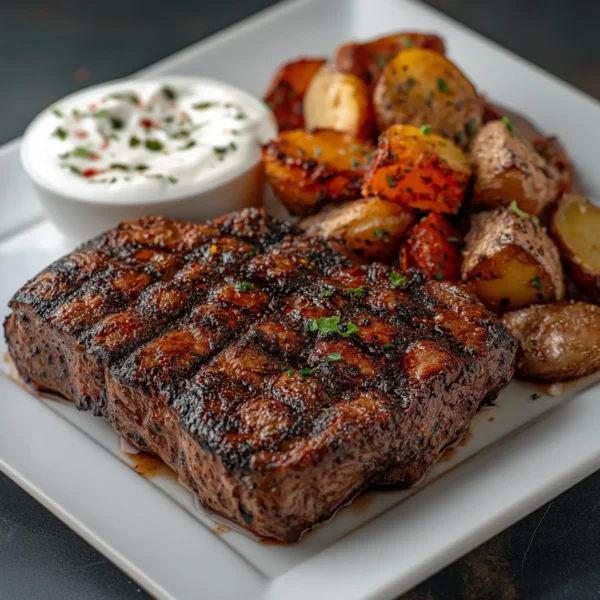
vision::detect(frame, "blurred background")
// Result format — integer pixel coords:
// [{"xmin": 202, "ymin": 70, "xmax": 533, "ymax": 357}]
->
[
  {"xmin": 1, "ymin": 0, "xmax": 600, "ymax": 145},
  {"xmin": 1, "ymin": 1, "xmax": 600, "ymax": 599}
]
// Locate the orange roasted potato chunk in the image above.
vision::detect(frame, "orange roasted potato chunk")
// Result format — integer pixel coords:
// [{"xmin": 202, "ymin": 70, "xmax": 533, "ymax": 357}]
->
[
  {"xmin": 400, "ymin": 213, "xmax": 462, "ymax": 281},
  {"xmin": 264, "ymin": 57, "xmax": 327, "ymax": 131},
  {"xmin": 300, "ymin": 196, "xmax": 415, "ymax": 263},
  {"xmin": 303, "ymin": 65, "xmax": 375, "ymax": 140},
  {"xmin": 550, "ymin": 194, "xmax": 600, "ymax": 303},
  {"xmin": 373, "ymin": 48, "xmax": 483, "ymax": 148},
  {"xmin": 335, "ymin": 31, "xmax": 446, "ymax": 93},
  {"xmin": 362, "ymin": 124, "xmax": 471, "ymax": 214},
  {"xmin": 263, "ymin": 129, "xmax": 375, "ymax": 216}
]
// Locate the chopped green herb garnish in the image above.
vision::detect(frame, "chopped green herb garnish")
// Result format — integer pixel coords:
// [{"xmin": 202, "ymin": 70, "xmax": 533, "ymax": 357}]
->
[
  {"xmin": 235, "ymin": 281, "xmax": 254, "ymax": 292},
  {"xmin": 510, "ymin": 200, "xmax": 529, "ymax": 219},
  {"xmin": 390, "ymin": 271, "xmax": 407, "ymax": 288},
  {"xmin": 178, "ymin": 140, "xmax": 196, "ymax": 151},
  {"xmin": 454, "ymin": 131, "xmax": 464, "ymax": 144},
  {"xmin": 321, "ymin": 288, "xmax": 334, "ymax": 298},
  {"xmin": 145, "ymin": 139, "xmax": 164, "ymax": 152},
  {"xmin": 213, "ymin": 146, "xmax": 229, "ymax": 156},
  {"xmin": 502, "ymin": 116, "xmax": 515, "ymax": 132},
  {"xmin": 447, "ymin": 236, "xmax": 459, "ymax": 243},
  {"xmin": 110, "ymin": 117, "xmax": 124, "ymax": 130},
  {"xmin": 109, "ymin": 163, "xmax": 130, "ymax": 170},
  {"xmin": 167, "ymin": 175, "xmax": 178, "ymax": 183},
  {"xmin": 229, "ymin": 141, "xmax": 238, "ymax": 151},
  {"xmin": 530, "ymin": 276, "xmax": 543, "ymax": 291},
  {"xmin": 193, "ymin": 101, "xmax": 216, "ymax": 110},
  {"xmin": 374, "ymin": 54, "xmax": 386, "ymax": 68},
  {"xmin": 465, "ymin": 118, "xmax": 478, "ymax": 137},
  {"xmin": 322, "ymin": 352, "xmax": 343, "ymax": 362},
  {"xmin": 129, "ymin": 135, "xmax": 141, "ymax": 147},
  {"xmin": 347, "ymin": 287, "xmax": 365, "ymax": 297},
  {"xmin": 383, "ymin": 343, "xmax": 394, "ymax": 350},
  {"xmin": 531, "ymin": 392, "xmax": 541, "ymax": 400},
  {"xmin": 373, "ymin": 229, "xmax": 390, "ymax": 242},
  {"xmin": 300, "ymin": 368, "xmax": 316, "ymax": 376},
  {"xmin": 286, "ymin": 369, "xmax": 295, "ymax": 376},
  {"xmin": 58, "ymin": 151, "xmax": 70, "ymax": 159},
  {"xmin": 52, "ymin": 126, "xmax": 68, "ymax": 140},
  {"xmin": 420, "ymin": 124, "xmax": 432, "ymax": 135},
  {"xmin": 403, "ymin": 37, "xmax": 415, "ymax": 48},
  {"xmin": 93, "ymin": 109, "xmax": 109, "ymax": 118},
  {"xmin": 433, "ymin": 271, "xmax": 445, "ymax": 281},
  {"xmin": 52, "ymin": 108, "xmax": 63, "ymax": 118},
  {"xmin": 350, "ymin": 156, "xmax": 360, "ymax": 168},
  {"xmin": 61, "ymin": 164, "xmax": 82, "ymax": 176},
  {"xmin": 109, "ymin": 92, "xmax": 140, "ymax": 105},
  {"xmin": 246, "ymin": 248, "xmax": 260, "ymax": 257},
  {"xmin": 161, "ymin": 86, "xmax": 177, "ymax": 101},
  {"xmin": 436, "ymin": 77, "xmax": 448, "ymax": 93},
  {"xmin": 386, "ymin": 174, "xmax": 397, "ymax": 188},
  {"xmin": 135, "ymin": 164, "xmax": 149, "ymax": 171},
  {"xmin": 305, "ymin": 316, "xmax": 359, "ymax": 338},
  {"xmin": 72, "ymin": 146, "xmax": 94, "ymax": 159},
  {"xmin": 234, "ymin": 112, "xmax": 246, "ymax": 120}
]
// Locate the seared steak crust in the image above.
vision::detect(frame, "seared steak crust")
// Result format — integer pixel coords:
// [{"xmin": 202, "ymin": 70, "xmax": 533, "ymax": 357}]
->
[{"xmin": 5, "ymin": 209, "xmax": 517, "ymax": 540}]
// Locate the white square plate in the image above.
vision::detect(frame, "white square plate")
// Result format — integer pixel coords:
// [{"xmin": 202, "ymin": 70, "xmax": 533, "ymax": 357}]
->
[{"xmin": 1, "ymin": 1, "xmax": 600, "ymax": 599}]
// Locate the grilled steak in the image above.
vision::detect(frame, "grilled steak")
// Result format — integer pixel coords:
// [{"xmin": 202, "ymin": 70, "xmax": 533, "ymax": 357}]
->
[{"xmin": 4, "ymin": 209, "xmax": 517, "ymax": 541}]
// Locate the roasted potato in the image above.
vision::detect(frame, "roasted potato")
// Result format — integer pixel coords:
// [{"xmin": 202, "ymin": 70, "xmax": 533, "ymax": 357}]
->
[
  {"xmin": 462, "ymin": 205, "xmax": 565, "ymax": 313},
  {"xmin": 299, "ymin": 196, "xmax": 415, "ymax": 262},
  {"xmin": 470, "ymin": 120, "xmax": 561, "ymax": 216},
  {"xmin": 262, "ymin": 129, "xmax": 375, "ymax": 216},
  {"xmin": 264, "ymin": 58, "xmax": 327, "ymax": 131},
  {"xmin": 550, "ymin": 194, "xmax": 600, "ymax": 303},
  {"xmin": 335, "ymin": 32, "xmax": 445, "ymax": 92},
  {"xmin": 372, "ymin": 48, "xmax": 483, "ymax": 148},
  {"xmin": 533, "ymin": 136, "xmax": 574, "ymax": 196},
  {"xmin": 362, "ymin": 124, "xmax": 471, "ymax": 214},
  {"xmin": 502, "ymin": 302, "xmax": 600, "ymax": 381},
  {"xmin": 400, "ymin": 213, "xmax": 462, "ymax": 281},
  {"xmin": 303, "ymin": 65, "xmax": 375, "ymax": 140}
]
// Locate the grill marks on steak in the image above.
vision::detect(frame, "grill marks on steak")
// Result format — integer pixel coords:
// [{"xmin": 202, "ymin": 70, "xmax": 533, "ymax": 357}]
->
[{"xmin": 5, "ymin": 209, "xmax": 517, "ymax": 540}]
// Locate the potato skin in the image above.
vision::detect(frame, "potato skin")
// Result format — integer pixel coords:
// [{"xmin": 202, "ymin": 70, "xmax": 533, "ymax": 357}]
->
[
  {"xmin": 373, "ymin": 48, "xmax": 483, "ymax": 148},
  {"xmin": 362, "ymin": 124, "xmax": 471, "ymax": 214},
  {"xmin": 303, "ymin": 65, "xmax": 375, "ymax": 140},
  {"xmin": 470, "ymin": 120, "xmax": 561, "ymax": 216},
  {"xmin": 264, "ymin": 58, "xmax": 327, "ymax": 131},
  {"xmin": 550, "ymin": 194, "xmax": 600, "ymax": 303},
  {"xmin": 462, "ymin": 206, "xmax": 565, "ymax": 312},
  {"xmin": 335, "ymin": 32, "xmax": 445, "ymax": 92},
  {"xmin": 502, "ymin": 302, "xmax": 600, "ymax": 381},
  {"xmin": 262, "ymin": 129, "xmax": 375, "ymax": 216},
  {"xmin": 299, "ymin": 196, "xmax": 415, "ymax": 263},
  {"xmin": 400, "ymin": 213, "xmax": 462, "ymax": 281}
]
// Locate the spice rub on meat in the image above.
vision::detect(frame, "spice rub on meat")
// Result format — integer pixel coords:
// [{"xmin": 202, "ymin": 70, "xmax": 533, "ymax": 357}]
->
[{"xmin": 5, "ymin": 209, "xmax": 517, "ymax": 541}]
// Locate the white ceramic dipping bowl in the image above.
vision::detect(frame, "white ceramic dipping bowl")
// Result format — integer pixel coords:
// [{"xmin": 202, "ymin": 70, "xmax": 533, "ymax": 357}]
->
[{"xmin": 20, "ymin": 76, "xmax": 277, "ymax": 242}]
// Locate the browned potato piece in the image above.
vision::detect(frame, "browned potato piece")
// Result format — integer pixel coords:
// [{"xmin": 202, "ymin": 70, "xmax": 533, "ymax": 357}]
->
[
  {"xmin": 372, "ymin": 48, "xmax": 483, "ymax": 148},
  {"xmin": 470, "ymin": 120, "xmax": 561, "ymax": 216},
  {"xmin": 335, "ymin": 32, "xmax": 446, "ymax": 93},
  {"xmin": 502, "ymin": 302, "xmax": 600, "ymax": 381},
  {"xmin": 262, "ymin": 129, "xmax": 375, "ymax": 216},
  {"xmin": 303, "ymin": 65, "xmax": 375, "ymax": 140},
  {"xmin": 299, "ymin": 196, "xmax": 415, "ymax": 262},
  {"xmin": 264, "ymin": 58, "xmax": 327, "ymax": 131},
  {"xmin": 550, "ymin": 194, "xmax": 600, "ymax": 302},
  {"xmin": 362, "ymin": 125, "xmax": 471, "ymax": 214},
  {"xmin": 462, "ymin": 205, "xmax": 565, "ymax": 313}
]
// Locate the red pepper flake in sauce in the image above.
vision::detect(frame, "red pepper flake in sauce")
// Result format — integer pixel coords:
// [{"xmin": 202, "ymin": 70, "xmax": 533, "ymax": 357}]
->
[
  {"xmin": 101, "ymin": 138, "xmax": 110, "ymax": 150},
  {"xmin": 139, "ymin": 118, "xmax": 155, "ymax": 129},
  {"xmin": 74, "ymin": 130, "xmax": 89, "ymax": 139},
  {"xmin": 82, "ymin": 168, "xmax": 105, "ymax": 178}
]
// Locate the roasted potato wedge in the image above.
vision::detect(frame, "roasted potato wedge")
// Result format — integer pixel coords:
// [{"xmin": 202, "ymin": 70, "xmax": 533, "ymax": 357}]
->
[
  {"xmin": 372, "ymin": 48, "xmax": 483, "ymax": 148},
  {"xmin": 262, "ymin": 129, "xmax": 375, "ymax": 216},
  {"xmin": 299, "ymin": 196, "xmax": 415, "ymax": 262},
  {"xmin": 400, "ymin": 213, "xmax": 462, "ymax": 281},
  {"xmin": 303, "ymin": 65, "xmax": 375, "ymax": 140},
  {"xmin": 550, "ymin": 194, "xmax": 600, "ymax": 303},
  {"xmin": 264, "ymin": 58, "xmax": 327, "ymax": 131},
  {"xmin": 335, "ymin": 32, "xmax": 445, "ymax": 92},
  {"xmin": 362, "ymin": 125, "xmax": 471, "ymax": 213},
  {"xmin": 502, "ymin": 302, "xmax": 600, "ymax": 381},
  {"xmin": 470, "ymin": 120, "xmax": 561, "ymax": 216},
  {"xmin": 462, "ymin": 205, "xmax": 565, "ymax": 312}
]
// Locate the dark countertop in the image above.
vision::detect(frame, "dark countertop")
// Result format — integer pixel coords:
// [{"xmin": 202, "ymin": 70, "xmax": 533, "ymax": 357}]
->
[{"xmin": 1, "ymin": 1, "xmax": 599, "ymax": 598}]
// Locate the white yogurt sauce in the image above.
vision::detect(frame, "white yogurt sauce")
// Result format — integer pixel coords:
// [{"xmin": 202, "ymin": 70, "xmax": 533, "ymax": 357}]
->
[{"xmin": 21, "ymin": 77, "xmax": 276, "ymax": 203}]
